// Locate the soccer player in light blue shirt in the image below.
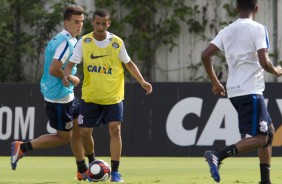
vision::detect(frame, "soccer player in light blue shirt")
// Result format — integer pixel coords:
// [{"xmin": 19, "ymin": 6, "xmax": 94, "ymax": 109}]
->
[{"xmin": 11, "ymin": 5, "xmax": 90, "ymax": 181}]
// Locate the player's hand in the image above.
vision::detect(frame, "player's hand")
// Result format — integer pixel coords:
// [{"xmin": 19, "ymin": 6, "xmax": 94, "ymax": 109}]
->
[
  {"xmin": 274, "ymin": 65, "xmax": 282, "ymax": 77},
  {"xmin": 62, "ymin": 75, "xmax": 71, "ymax": 87},
  {"xmin": 212, "ymin": 83, "xmax": 225, "ymax": 96},
  {"xmin": 63, "ymin": 75, "xmax": 80, "ymax": 87},
  {"xmin": 141, "ymin": 81, "xmax": 153, "ymax": 95},
  {"xmin": 69, "ymin": 75, "xmax": 80, "ymax": 86}
]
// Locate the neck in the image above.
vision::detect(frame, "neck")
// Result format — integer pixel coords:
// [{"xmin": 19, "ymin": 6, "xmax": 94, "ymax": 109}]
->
[
  {"xmin": 239, "ymin": 13, "xmax": 253, "ymax": 19},
  {"xmin": 64, "ymin": 28, "xmax": 76, "ymax": 38},
  {"xmin": 93, "ymin": 31, "xmax": 107, "ymax": 41},
  {"xmin": 238, "ymin": 8, "xmax": 256, "ymax": 19}
]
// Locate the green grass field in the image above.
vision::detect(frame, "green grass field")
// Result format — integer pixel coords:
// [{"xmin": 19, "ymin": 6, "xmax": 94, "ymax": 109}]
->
[{"xmin": 1, "ymin": 156, "xmax": 282, "ymax": 184}]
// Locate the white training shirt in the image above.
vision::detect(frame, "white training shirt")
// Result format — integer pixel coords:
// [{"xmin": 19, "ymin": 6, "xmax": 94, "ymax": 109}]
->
[
  {"xmin": 53, "ymin": 29, "xmax": 78, "ymax": 64},
  {"xmin": 44, "ymin": 29, "xmax": 77, "ymax": 103},
  {"xmin": 211, "ymin": 18, "xmax": 270, "ymax": 98},
  {"xmin": 70, "ymin": 31, "xmax": 131, "ymax": 64}
]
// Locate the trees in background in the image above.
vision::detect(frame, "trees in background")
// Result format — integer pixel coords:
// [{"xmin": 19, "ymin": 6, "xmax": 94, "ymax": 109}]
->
[
  {"xmin": 94, "ymin": 0, "xmax": 210, "ymax": 81},
  {"xmin": 94, "ymin": 0, "xmax": 238, "ymax": 82},
  {"xmin": 0, "ymin": 0, "xmax": 75, "ymax": 82},
  {"xmin": 0, "ymin": 0, "xmax": 238, "ymax": 82}
]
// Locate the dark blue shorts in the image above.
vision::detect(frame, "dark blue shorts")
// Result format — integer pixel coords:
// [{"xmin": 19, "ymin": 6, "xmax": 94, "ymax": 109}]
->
[
  {"xmin": 45, "ymin": 97, "xmax": 80, "ymax": 131},
  {"xmin": 229, "ymin": 94, "xmax": 272, "ymax": 136},
  {"xmin": 78, "ymin": 100, "xmax": 123, "ymax": 128}
]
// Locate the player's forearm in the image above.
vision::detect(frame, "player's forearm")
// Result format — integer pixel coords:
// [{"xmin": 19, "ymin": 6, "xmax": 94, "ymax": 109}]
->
[
  {"xmin": 202, "ymin": 59, "xmax": 220, "ymax": 85},
  {"xmin": 64, "ymin": 62, "xmax": 75, "ymax": 77},
  {"xmin": 261, "ymin": 61, "xmax": 278, "ymax": 76},
  {"xmin": 258, "ymin": 48, "xmax": 278, "ymax": 75},
  {"xmin": 126, "ymin": 61, "xmax": 145, "ymax": 83},
  {"xmin": 49, "ymin": 68, "xmax": 64, "ymax": 79}
]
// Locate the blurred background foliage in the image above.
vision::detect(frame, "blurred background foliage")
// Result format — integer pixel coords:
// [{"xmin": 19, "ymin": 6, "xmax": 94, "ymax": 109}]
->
[
  {"xmin": 0, "ymin": 0, "xmax": 75, "ymax": 82},
  {"xmin": 0, "ymin": 0, "xmax": 237, "ymax": 82}
]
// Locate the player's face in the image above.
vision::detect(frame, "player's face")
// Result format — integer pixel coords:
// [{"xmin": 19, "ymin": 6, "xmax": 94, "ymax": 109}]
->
[
  {"xmin": 65, "ymin": 14, "xmax": 84, "ymax": 37},
  {"xmin": 92, "ymin": 15, "xmax": 111, "ymax": 40}
]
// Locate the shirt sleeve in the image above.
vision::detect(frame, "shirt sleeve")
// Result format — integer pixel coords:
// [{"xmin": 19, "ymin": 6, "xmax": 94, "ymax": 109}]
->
[
  {"xmin": 53, "ymin": 40, "xmax": 70, "ymax": 64},
  {"xmin": 69, "ymin": 39, "xmax": 83, "ymax": 64},
  {"xmin": 255, "ymin": 25, "xmax": 270, "ymax": 51},
  {"xmin": 210, "ymin": 29, "xmax": 224, "ymax": 51},
  {"xmin": 119, "ymin": 43, "xmax": 131, "ymax": 64}
]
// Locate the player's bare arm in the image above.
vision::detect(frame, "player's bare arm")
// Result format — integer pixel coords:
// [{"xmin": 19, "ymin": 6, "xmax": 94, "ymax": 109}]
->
[
  {"xmin": 63, "ymin": 61, "xmax": 76, "ymax": 87},
  {"xmin": 49, "ymin": 59, "xmax": 79, "ymax": 86},
  {"xmin": 49, "ymin": 59, "xmax": 64, "ymax": 79},
  {"xmin": 201, "ymin": 43, "xmax": 226, "ymax": 96},
  {"xmin": 258, "ymin": 48, "xmax": 282, "ymax": 77},
  {"xmin": 125, "ymin": 61, "xmax": 153, "ymax": 95}
]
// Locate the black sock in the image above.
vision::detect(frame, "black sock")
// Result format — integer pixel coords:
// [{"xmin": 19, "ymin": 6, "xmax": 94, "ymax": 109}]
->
[
  {"xmin": 111, "ymin": 160, "xmax": 120, "ymax": 172},
  {"xmin": 218, "ymin": 144, "xmax": 238, "ymax": 161},
  {"xmin": 260, "ymin": 163, "xmax": 271, "ymax": 184},
  {"xmin": 76, "ymin": 160, "xmax": 88, "ymax": 173},
  {"xmin": 20, "ymin": 142, "xmax": 33, "ymax": 153},
  {"xmin": 86, "ymin": 153, "xmax": 95, "ymax": 164}
]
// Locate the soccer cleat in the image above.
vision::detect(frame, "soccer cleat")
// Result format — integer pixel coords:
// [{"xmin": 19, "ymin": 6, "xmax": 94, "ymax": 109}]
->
[
  {"xmin": 111, "ymin": 172, "xmax": 124, "ymax": 182},
  {"xmin": 11, "ymin": 141, "xmax": 24, "ymax": 170},
  {"xmin": 204, "ymin": 151, "xmax": 220, "ymax": 183},
  {"xmin": 76, "ymin": 170, "xmax": 92, "ymax": 182}
]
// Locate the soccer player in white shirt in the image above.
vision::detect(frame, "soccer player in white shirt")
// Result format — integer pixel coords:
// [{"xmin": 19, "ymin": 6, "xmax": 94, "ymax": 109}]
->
[{"xmin": 201, "ymin": 0, "xmax": 282, "ymax": 183}]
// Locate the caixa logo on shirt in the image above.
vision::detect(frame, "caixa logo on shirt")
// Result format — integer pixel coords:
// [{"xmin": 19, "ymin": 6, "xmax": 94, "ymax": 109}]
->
[{"xmin": 87, "ymin": 65, "xmax": 112, "ymax": 74}]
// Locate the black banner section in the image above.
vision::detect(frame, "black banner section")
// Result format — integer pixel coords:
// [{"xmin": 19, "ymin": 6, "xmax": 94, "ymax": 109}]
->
[{"xmin": 1, "ymin": 83, "xmax": 282, "ymax": 156}]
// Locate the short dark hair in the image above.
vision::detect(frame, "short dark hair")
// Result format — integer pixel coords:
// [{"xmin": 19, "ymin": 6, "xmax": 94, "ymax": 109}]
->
[
  {"xmin": 237, "ymin": 0, "xmax": 257, "ymax": 11},
  {"xmin": 64, "ymin": 5, "xmax": 84, "ymax": 21},
  {"xmin": 92, "ymin": 9, "xmax": 111, "ymax": 20}
]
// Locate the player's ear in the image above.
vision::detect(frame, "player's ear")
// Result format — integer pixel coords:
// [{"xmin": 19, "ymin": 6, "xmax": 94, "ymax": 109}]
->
[
  {"xmin": 254, "ymin": 5, "xmax": 258, "ymax": 14},
  {"xmin": 64, "ymin": 20, "xmax": 69, "ymax": 27},
  {"xmin": 253, "ymin": 5, "xmax": 258, "ymax": 19}
]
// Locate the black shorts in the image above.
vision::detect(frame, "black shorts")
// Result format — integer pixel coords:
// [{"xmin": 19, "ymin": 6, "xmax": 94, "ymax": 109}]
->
[
  {"xmin": 45, "ymin": 97, "xmax": 80, "ymax": 131},
  {"xmin": 230, "ymin": 94, "xmax": 272, "ymax": 136},
  {"xmin": 78, "ymin": 100, "xmax": 123, "ymax": 128}
]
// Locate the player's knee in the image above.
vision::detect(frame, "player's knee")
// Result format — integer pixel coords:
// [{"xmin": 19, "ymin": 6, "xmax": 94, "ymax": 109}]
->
[
  {"xmin": 264, "ymin": 130, "xmax": 274, "ymax": 148},
  {"xmin": 57, "ymin": 133, "xmax": 71, "ymax": 144},
  {"xmin": 262, "ymin": 124, "xmax": 275, "ymax": 148},
  {"xmin": 109, "ymin": 123, "xmax": 121, "ymax": 138},
  {"xmin": 254, "ymin": 134, "xmax": 268, "ymax": 147},
  {"xmin": 79, "ymin": 128, "xmax": 93, "ymax": 139}
]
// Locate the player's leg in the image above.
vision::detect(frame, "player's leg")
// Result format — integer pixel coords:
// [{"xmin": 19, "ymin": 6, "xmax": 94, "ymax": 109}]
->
[
  {"xmin": 235, "ymin": 135, "xmax": 268, "ymax": 152},
  {"xmin": 71, "ymin": 118, "xmax": 92, "ymax": 181},
  {"xmin": 11, "ymin": 130, "xmax": 71, "ymax": 170},
  {"xmin": 204, "ymin": 134, "xmax": 267, "ymax": 183},
  {"xmin": 258, "ymin": 123, "xmax": 274, "ymax": 184},
  {"xmin": 11, "ymin": 101, "xmax": 74, "ymax": 170},
  {"xmin": 77, "ymin": 100, "xmax": 96, "ymax": 165},
  {"xmin": 31, "ymin": 130, "xmax": 71, "ymax": 148},
  {"xmin": 74, "ymin": 126, "xmax": 94, "ymax": 181},
  {"xmin": 30, "ymin": 100, "xmax": 76, "ymax": 149},
  {"xmin": 69, "ymin": 98, "xmax": 92, "ymax": 181},
  {"xmin": 109, "ymin": 121, "xmax": 122, "ymax": 161},
  {"xmin": 71, "ymin": 118, "xmax": 84, "ymax": 162},
  {"xmin": 80, "ymin": 127, "xmax": 95, "ymax": 164},
  {"xmin": 109, "ymin": 121, "xmax": 123, "ymax": 182},
  {"xmin": 214, "ymin": 94, "xmax": 269, "ymax": 163},
  {"xmin": 204, "ymin": 95, "xmax": 269, "ymax": 183},
  {"xmin": 258, "ymin": 146, "xmax": 272, "ymax": 184},
  {"xmin": 104, "ymin": 102, "xmax": 124, "ymax": 182}
]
